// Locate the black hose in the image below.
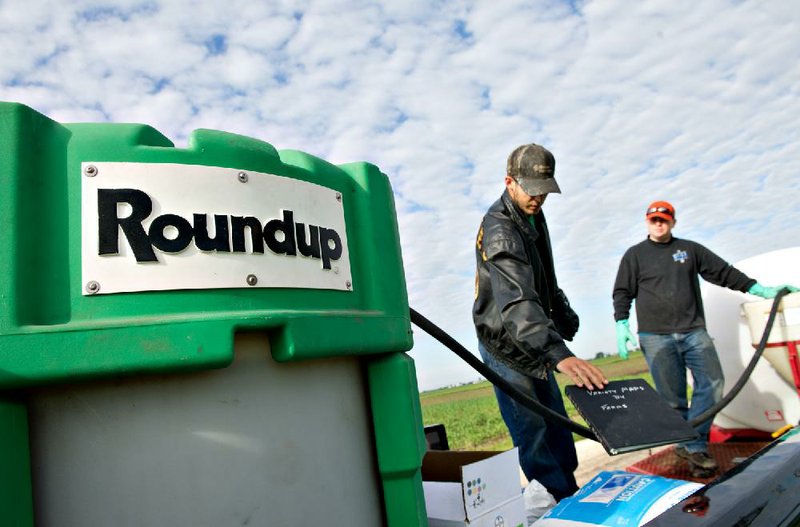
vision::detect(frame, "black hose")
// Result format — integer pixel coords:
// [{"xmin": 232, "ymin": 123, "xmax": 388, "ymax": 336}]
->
[
  {"xmin": 411, "ymin": 289, "xmax": 790, "ymax": 442},
  {"xmin": 409, "ymin": 308, "xmax": 597, "ymax": 440},
  {"xmin": 689, "ymin": 287, "xmax": 791, "ymax": 427}
]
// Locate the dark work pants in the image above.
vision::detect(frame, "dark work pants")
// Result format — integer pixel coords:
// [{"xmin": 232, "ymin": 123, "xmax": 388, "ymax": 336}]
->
[{"xmin": 479, "ymin": 343, "xmax": 579, "ymax": 501}]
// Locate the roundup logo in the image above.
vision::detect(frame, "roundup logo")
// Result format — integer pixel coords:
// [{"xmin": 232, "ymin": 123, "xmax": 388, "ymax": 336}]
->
[
  {"xmin": 82, "ymin": 162, "xmax": 352, "ymax": 295},
  {"xmin": 98, "ymin": 188, "xmax": 343, "ymax": 270}
]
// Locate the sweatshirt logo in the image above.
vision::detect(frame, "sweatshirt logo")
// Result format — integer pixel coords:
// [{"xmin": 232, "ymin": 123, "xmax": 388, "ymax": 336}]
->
[{"xmin": 672, "ymin": 250, "xmax": 688, "ymax": 264}]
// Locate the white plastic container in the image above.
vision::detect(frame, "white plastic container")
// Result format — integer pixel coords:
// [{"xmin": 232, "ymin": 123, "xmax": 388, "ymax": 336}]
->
[
  {"xmin": 27, "ymin": 333, "xmax": 385, "ymax": 527},
  {"xmin": 703, "ymin": 247, "xmax": 800, "ymax": 432},
  {"xmin": 742, "ymin": 292, "xmax": 800, "ymax": 390}
]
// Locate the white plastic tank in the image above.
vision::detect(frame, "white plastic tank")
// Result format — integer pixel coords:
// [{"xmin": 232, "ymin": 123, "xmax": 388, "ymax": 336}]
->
[
  {"xmin": 26, "ymin": 333, "xmax": 385, "ymax": 527},
  {"xmin": 742, "ymin": 293, "xmax": 800, "ymax": 390},
  {"xmin": 703, "ymin": 247, "xmax": 800, "ymax": 433}
]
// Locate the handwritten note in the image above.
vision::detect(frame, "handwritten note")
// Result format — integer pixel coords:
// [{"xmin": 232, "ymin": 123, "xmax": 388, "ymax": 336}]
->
[{"xmin": 586, "ymin": 385, "xmax": 645, "ymax": 410}]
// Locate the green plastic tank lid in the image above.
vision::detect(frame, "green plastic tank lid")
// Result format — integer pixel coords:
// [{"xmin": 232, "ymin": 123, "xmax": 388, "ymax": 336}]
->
[{"xmin": 0, "ymin": 102, "xmax": 413, "ymax": 387}]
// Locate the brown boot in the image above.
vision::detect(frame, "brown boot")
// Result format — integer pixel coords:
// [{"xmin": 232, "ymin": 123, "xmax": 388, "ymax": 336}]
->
[{"xmin": 675, "ymin": 447, "xmax": 719, "ymax": 470}]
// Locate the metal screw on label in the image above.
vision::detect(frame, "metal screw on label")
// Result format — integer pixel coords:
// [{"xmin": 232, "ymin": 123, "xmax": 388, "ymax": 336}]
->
[
  {"xmin": 85, "ymin": 281, "xmax": 100, "ymax": 294},
  {"xmin": 246, "ymin": 274, "xmax": 258, "ymax": 286},
  {"xmin": 336, "ymin": 192, "xmax": 342, "ymax": 202},
  {"xmin": 345, "ymin": 281, "xmax": 352, "ymax": 290},
  {"xmin": 238, "ymin": 171, "xmax": 249, "ymax": 183},
  {"xmin": 84, "ymin": 165, "xmax": 98, "ymax": 177}
]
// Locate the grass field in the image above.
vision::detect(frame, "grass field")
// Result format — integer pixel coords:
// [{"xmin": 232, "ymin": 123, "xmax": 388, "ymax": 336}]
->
[{"xmin": 419, "ymin": 351, "xmax": 653, "ymax": 451}]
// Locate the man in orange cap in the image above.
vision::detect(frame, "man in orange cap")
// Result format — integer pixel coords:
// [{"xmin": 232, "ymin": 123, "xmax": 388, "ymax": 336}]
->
[{"xmin": 613, "ymin": 201, "xmax": 798, "ymax": 472}]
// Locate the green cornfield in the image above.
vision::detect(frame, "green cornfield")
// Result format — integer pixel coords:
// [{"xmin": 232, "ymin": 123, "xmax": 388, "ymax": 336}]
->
[{"xmin": 419, "ymin": 352, "xmax": 653, "ymax": 451}]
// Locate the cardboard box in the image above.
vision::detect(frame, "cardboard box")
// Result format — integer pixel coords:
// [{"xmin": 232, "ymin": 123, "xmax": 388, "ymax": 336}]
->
[
  {"xmin": 426, "ymin": 494, "xmax": 526, "ymax": 527},
  {"xmin": 422, "ymin": 448, "xmax": 526, "ymax": 527}
]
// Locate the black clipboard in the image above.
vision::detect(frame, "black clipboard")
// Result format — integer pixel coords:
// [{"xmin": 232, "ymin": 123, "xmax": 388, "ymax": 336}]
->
[{"xmin": 565, "ymin": 378, "xmax": 699, "ymax": 455}]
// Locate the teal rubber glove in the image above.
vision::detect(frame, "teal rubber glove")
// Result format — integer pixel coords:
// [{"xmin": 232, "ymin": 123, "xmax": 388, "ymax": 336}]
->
[
  {"xmin": 615, "ymin": 319, "xmax": 638, "ymax": 360},
  {"xmin": 748, "ymin": 283, "xmax": 800, "ymax": 299}
]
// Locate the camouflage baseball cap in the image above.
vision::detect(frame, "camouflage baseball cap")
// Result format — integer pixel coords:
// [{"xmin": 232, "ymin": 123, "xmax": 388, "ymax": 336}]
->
[{"xmin": 506, "ymin": 143, "xmax": 561, "ymax": 196}]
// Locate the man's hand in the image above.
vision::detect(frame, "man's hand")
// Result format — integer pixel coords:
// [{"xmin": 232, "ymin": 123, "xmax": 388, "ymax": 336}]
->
[
  {"xmin": 748, "ymin": 283, "xmax": 799, "ymax": 299},
  {"xmin": 556, "ymin": 357, "xmax": 608, "ymax": 390},
  {"xmin": 615, "ymin": 319, "xmax": 638, "ymax": 360}
]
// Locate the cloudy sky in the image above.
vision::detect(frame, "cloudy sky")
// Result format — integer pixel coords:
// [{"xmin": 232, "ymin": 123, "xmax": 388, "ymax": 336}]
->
[{"xmin": 3, "ymin": 0, "xmax": 799, "ymax": 390}]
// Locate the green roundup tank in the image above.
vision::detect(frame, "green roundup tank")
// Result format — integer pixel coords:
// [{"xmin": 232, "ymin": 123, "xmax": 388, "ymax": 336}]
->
[{"xmin": 0, "ymin": 102, "xmax": 427, "ymax": 527}]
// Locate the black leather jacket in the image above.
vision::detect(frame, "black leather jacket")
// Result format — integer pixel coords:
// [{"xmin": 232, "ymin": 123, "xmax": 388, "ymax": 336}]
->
[{"xmin": 473, "ymin": 191, "xmax": 579, "ymax": 379}]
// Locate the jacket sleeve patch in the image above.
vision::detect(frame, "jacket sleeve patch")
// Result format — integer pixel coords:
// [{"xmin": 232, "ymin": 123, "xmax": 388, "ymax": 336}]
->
[{"xmin": 483, "ymin": 234, "xmax": 524, "ymax": 262}]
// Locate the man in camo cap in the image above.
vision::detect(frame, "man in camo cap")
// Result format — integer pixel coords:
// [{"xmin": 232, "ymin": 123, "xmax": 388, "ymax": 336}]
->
[{"xmin": 473, "ymin": 143, "xmax": 608, "ymax": 501}]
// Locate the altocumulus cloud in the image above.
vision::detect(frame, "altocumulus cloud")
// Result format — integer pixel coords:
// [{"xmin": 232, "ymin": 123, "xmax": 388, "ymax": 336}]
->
[{"xmin": 1, "ymin": 0, "xmax": 799, "ymax": 390}]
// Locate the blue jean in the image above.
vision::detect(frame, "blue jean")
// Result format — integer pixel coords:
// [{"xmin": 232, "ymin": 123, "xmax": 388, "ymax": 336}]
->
[
  {"xmin": 479, "ymin": 343, "xmax": 578, "ymax": 501},
  {"xmin": 638, "ymin": 329, "xmax": 724, "ymax": 453}
]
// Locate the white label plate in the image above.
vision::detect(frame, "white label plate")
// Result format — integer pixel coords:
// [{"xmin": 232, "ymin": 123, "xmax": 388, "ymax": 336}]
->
[{"xmin": 81, "ymin": 162, "xmax": 352, "ymax": 295}]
